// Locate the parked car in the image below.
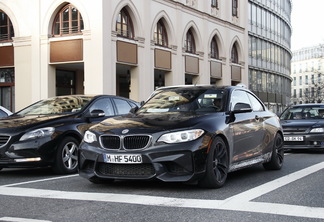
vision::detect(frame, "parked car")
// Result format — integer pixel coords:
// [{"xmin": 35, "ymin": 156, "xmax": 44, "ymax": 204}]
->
[
  {"xmin": 79, "ymin": 85, "xmax": 284, "ymax": 188},
  {"xmin": 0, "ymin": 95, "xmax": 139, "ymax": 174},
  {"xmin": 0, "ymin": 106, "xmax": 12, "ymax": 117},
  {"xmin": 280, "ymin": 103, "xmax": 324, "ymax": 150}
]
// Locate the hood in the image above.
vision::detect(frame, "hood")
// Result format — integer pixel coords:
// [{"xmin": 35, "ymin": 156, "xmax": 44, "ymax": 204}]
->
[
  {"xmin": 0, "ymin": 114, "xmax": 73, "ymax": 133},
  {"xmin": 91, "ymin": 112, "xmax": 222, "ymax": 134}
]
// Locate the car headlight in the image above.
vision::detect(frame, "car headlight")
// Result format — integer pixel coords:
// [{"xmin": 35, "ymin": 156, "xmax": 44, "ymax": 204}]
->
[
  {"xmin": 20, "ymin": 127, "xmax": 55, "ymax": 141},
  {"xmin": 157, "ymin": 129, "xmax": 204, "ymax": 143},
  {"xmin": 84, "ymin": 130, "xmax": 97, "ymax": 143},
  {"xmin": 310, "ymin": 128, "xmax": 324, "ymax": 133}
]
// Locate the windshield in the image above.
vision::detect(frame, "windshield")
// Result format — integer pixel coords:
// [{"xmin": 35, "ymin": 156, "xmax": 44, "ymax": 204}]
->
[
  {"xmin": 138, "ymin": 88, "xmax": 224, "ymax": 113},
  {"xmin": 16, "ymin": 96, "xmax": 94, "ymax": 115},
  {"xmin": 280, "ymin": 106, "xmax": 324, "ymax": 120}
]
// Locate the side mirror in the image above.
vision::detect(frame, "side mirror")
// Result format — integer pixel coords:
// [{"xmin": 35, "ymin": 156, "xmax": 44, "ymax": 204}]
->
[
  {"xmin": 87, "ymin": 109, "xmax": 105, "ymax": 118},
  {"xmin": 129, "ymin": 106, "xmax": 139, "ymax": 114},
  {"xmin": 233, "ymin": 103, "xmax": 253, "ymax": 113}
]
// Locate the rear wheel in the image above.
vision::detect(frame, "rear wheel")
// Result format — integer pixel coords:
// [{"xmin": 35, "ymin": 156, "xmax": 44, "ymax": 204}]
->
[
  {"xmin": 199, "ymin": 137, "xmax": 229, "ymax": 188},
  {"xmin": 263, "ymin": 133, "xmax": 284, "ymax": 170},
  {"xmin": 53, "ymin": 136, "xmax": 79, "ymax": 174}
]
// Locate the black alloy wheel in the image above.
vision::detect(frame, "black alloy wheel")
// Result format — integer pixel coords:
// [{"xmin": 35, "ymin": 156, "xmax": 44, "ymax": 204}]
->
[
  {"xmin": 199, "ymin": 137, "xmax": 229, "ymax": 188},
  {"xmin": 53, "ymin": 136, "xmax": 79, "ymax": 174},
  {"xmin": 263, "ymin": 133, "xmax": 284, "ymax": 170}
]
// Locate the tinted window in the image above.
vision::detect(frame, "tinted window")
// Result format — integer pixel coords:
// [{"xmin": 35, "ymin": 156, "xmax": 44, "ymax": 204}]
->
[
  {"xmin": 138, "ymin": 89, "xmax": 224, "ymax": 113},
  {"xmin": 230, "ymin": 90, "xmax": 251, "ymax": 110},
  {"xmin": 90, "ymin": 98, "xmax": 114, "ymax": 116},
  {"xmin": 247, "ymin": 93, "xmax": 264, "ymax": 111},
  {"xmin": 280, "ymin": 106, "xmax": 324, "ymax": 120},
  {"xmin": 17, "ymin": 96, "xmax": 93, "ymax": 115},
  {"xmin": 0, "ymin": 110, "xmax": 7, "ymax": 117},
  {"xmin": 113, "ymin": 99, "xmax": 132, "ymax": 114}
]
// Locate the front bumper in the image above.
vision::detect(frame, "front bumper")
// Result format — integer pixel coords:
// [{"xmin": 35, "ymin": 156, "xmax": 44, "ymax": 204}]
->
[
  {"xmin": 283, "ymin": 133, "xmax": 324, "ymax": 150},
  {"xmin": 78, "ymin": 139, "xmax": 209, "ymax": 183},
  {"xmin": 0, "ymin": 136, "xmax": 57, "ymax": 168}
]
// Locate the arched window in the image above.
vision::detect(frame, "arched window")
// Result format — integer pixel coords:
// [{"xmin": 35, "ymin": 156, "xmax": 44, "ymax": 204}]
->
[
  {"xmin": 154, "ymin": 19, "xmax": 168, "ymax": 47},
  {"xmin": 0, "ymin": 10, "xmax": 14, "ymax": 42},
  {"xmin": 185, "ymin": 29, "xmax": 196, "ymax": 53},
  {"xmin": 210, "ymin": 36, "xmax": 219, "ymax": 59},
  {"xmin": 231, "ymin": 44, "xmax": 239, "ymax": 64},
  {"xmin": 116, "ymin": 8, "xmax": 134, "ymax": 39},
  {"xmin": 53, "ymin": 4, "xmax": 84, "ymax": 36}
]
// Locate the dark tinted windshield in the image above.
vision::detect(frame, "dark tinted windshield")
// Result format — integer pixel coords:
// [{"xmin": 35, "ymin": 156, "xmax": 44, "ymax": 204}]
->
[
  {"xmin": 280, "ymin": 105, "xmax": 324, "ymax": 120},
  {"xmin": 16, "ymin": 96, "xmax": 93, "ymax": 115},
  {"xmin": 138, "ymin": 88, "xmax": 224, "ymax": 113}
]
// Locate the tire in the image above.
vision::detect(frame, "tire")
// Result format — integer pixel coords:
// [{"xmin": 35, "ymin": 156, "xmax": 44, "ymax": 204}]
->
[
  {"xmin": 263, "ymin": 133, "xmax": 284, "ymax": 170},
  {"xmin": 199, "ymin": 137, "xmax": 229, "ymax": 188},
  {"xmin": 53, "ymin": 136, "xmax": 79, "ymax": 174}
]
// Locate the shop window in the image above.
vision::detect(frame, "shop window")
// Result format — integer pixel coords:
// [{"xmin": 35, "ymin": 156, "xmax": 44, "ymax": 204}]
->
[
  {"xmin": 52, "ymin": 4, "xmax": 84, "ymax": 36},
  {"xmin": 116, "ymin": 8, "xmax": 134, "ymax": 39},
  {"xmin": 0, "ymin": 68, "xmax": 14, "ymax": 111},
  {"xmin": 0, "ymin": 10, "xmax": 14, "ymax": 42}
]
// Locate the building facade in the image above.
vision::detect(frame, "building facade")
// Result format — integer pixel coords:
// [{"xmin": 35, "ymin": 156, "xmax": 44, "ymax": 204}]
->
[
  {"xmin": 0, "ymin": 0, "xmax": 249, "ymax": 111},
  {"xmin": 291, "ymin": 44, "xmax": 324, "ymax": 105},
  {"xmin": 248, "ymin": 0, "xmax": 292, "ymax": 113}
]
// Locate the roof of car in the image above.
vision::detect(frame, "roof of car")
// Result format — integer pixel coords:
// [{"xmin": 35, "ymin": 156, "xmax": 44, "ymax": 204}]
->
[{"xmin": 155, "ymin": 84, "xmax": 247, "ymax": 91}]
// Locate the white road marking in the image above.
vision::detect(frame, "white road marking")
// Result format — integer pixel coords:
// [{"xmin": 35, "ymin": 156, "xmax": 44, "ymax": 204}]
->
[
  {"xmin": 0, "ymin": 217, "xmax": 51, "ymax": 222},
  {"xmin": 2, "ymin": 174, "xmax": 78, "ymax": 187},
  {"xmin": 0, "ymin": 162, "xmax": 323, "ymax": 220}
]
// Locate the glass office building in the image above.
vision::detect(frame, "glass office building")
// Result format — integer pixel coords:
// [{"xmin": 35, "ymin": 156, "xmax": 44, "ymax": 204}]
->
[{"xmin": 248, "ymin": 0, "xmax": 292, "ymax": 113}]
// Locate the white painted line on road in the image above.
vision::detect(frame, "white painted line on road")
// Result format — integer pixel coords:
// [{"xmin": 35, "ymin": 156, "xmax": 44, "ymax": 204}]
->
[
  {"xmin": 1, "ymin": 174, "xmax": 78, "ymax": 187},
  {"xmin": 0, "ymin": 185, "xmax": 323, "ymax": 220},
  {"xmin": 0, "ymin": 162, "xmax": 323, "ymax": 220},
  {"xmin": 0, "ymin": 217, "xmax": 51, "ymax": 222},
  {"xmin": 224, "ymin": 161, "xmax": 324, "ymax": 202}
]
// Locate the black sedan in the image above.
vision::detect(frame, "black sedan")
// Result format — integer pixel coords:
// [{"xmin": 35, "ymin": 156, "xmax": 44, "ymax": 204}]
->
[
  {"xmin": 79, "ymin": 85, "xmax": 284, "ymax": 188},
  {"xmin": 0, "ymin": 95, "xmax": 139, "ymax": 174},
  {"xmin": 280, "ymin": 104, "xmax": 324, "ymax": 150}
]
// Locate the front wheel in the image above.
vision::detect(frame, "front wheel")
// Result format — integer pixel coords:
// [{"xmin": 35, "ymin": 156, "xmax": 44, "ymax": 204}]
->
[
  {"xmin": 199, "ymin": 137, "xmax": 229, "ymax": 189},
  {"xmin": 263, "ymin": 133, "xmax": 284, "ymax": 170},
  {"xmin": 53, "ymin": 136, "xmax": 79, "ymax": 174}
]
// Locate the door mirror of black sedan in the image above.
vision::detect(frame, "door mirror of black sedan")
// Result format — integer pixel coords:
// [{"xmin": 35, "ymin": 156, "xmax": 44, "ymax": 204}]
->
[
  {"xmin": 233, "ymin": 103, "xmax": 253, "ymax": 113},
  {"xmin": 87, "ymin": 109, "xmax": 105, "ymax": 118},
  {"xmin": 129, "ymin": 106, "xmax": 139, "ymax": 114}
]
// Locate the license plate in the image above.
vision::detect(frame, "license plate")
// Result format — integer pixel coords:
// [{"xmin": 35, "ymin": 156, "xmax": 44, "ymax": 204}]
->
[
  {"xmin": 103, "ymin": 154, "xmax": 142, "ymax": 164},
  {"xmin": 284, "ymin": 136, "xmax": 304, "ymax": 141}
]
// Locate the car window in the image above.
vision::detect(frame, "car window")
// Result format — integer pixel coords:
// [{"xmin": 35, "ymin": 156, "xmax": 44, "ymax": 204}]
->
[
  {"xmin": 89, "ymin": 98, "xmax": 114, "ymax": 116},
  {"xmin": 0, "ymin": 109, "xmax": 7, "ymax": 117},
  {"xmin": 16, "ymin": 96, "xmax": 93, "ymax": 115},
  {"xmin": 138, "ymin": 89, "xmax": 224, "ymax": 113},
  {"xmin": 113, "ymin": 98, "xmax": 132, "ymax": 114},
  {"xmin": 230, "ymin": 90, "xmax": 251, "ymax": 111},
  {"xmin": 280, "ymin": 106, "xmax": 324, "ymax": 120},
  {"xmin": 247, "ymin": 93, "xmax": 264, "ymax": 111}
]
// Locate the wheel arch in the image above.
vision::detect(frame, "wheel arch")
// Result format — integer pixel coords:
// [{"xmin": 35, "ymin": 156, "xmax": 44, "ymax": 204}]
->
[{"xmin": 209, "ymin": 133, "xmax": 231, "ymax": 159}]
